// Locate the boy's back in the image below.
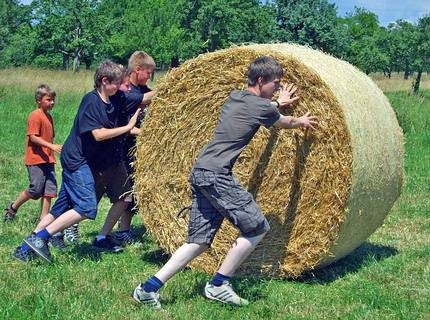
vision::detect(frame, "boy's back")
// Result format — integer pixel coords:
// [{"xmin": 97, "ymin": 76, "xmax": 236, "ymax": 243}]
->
[{"xmin": 194, "ymin": 90, "xmax": 280, "ymax": 174}]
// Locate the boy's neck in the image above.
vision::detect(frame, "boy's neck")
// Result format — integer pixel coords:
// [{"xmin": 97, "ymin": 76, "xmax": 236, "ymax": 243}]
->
[
  {"xmin": 246, "ymin": 86, "xmax": 261, "ymax": 97},
  {"xmin": 130, "ymin": 74, "xmax": 139, "ymax": 88},
  {"xmin": 37, "ymin": 106, "xmax": 49, "ymax": 114},
  {"xmin": 97, "ymin": 88, "xmax": 110, "ymax": 104}
]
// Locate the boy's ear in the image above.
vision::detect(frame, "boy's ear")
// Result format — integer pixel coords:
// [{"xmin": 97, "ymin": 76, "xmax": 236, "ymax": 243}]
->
[{"xmin": 257, "ymin": 77, "xmax": 264, "ymax": 87}]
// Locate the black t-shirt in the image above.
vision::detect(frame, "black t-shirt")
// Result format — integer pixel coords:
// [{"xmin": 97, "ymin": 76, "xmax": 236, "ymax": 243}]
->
[
  {"xmin": 122, "ymin": 83, "xmax": 152, "ymax": 160},
  {"xmin": 61, "ymin": 90, "xmax": 142, "ymax": 172},
  {"xmin": 194, "ymin": 90, "xmax": 280, "ymax": 174}
]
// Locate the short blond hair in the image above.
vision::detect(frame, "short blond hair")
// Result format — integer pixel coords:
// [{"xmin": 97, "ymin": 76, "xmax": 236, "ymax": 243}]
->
[
  {"xmin": 128, "ymin": 51, "xmax": 155, "ymax": 71},
  {"xmin": 35, "ymin": 84, "xmax": 56, "ymax": 102}
]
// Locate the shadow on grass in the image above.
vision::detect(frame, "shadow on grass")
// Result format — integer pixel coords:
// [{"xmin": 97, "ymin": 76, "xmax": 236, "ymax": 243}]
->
[
  {"xmin": 230, "ymin": 242, "xmax": 398, "ymax": 301},
  {"xmin": 297, "ymin": 242, "xmax": 398, "ymax": 284},
  {"xmin": 70, "ymin": 242, "xmax": 103, "ymax": 261},
  {"xmin": 140, "ymin": 248, "xmax": 170, "ymax": 266}
]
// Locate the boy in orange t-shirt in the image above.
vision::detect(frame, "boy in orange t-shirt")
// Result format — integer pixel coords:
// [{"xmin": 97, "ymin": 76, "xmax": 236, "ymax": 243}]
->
[{"xmin": 4, "ymin": 84, "xmax": 62, "ymax": 222}]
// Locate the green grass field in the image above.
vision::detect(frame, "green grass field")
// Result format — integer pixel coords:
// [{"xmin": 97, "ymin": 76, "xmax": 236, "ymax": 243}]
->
[{"xmin": 0, "ymin": 70, "xmax": 429, "ymax": 320}]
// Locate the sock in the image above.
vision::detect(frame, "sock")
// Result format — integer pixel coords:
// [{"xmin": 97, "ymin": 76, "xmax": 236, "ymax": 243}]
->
[
  {"xmin": 210, "ymin": 272, "xmax": 231, "ymax": 286},
  {"xmin": 96, "ymin": 235, "xmax": 106, "ymax": 241},
  {"xmin": 142, "ymin": 276, "xmax": 164, "ymax": 293},
  {"xmin": 20, "ymin": 242, "xmax": 31, "ymax": 251},
  {"xmin": 35, "ymin": 229, "xmax": 51, "ymax": 240}
]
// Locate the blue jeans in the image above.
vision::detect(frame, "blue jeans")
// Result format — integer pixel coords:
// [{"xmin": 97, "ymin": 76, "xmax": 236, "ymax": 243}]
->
[{"xmin": 50, "ymin": 164, "xmax": 98, "ymax": 219}]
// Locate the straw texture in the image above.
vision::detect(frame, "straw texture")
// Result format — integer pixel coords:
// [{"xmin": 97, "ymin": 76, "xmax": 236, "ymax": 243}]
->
[{"xmin": 134, "ymin": 44, "xmax": 403, "ymax": 278}]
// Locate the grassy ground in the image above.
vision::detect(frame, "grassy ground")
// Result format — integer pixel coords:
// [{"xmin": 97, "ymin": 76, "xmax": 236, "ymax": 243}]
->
[{"xmin": 0, "ymin": 70, "xmax": 429, "ymax": 319}]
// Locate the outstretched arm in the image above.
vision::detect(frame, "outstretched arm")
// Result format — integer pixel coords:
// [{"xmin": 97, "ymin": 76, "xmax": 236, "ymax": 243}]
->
[
  {"xmin": 92, "ymin": 108, "xmax": 141, "ymax": 141},
  {"xmin": 273, "ymin": 112, "xmax": 318, "ymax": 130}
]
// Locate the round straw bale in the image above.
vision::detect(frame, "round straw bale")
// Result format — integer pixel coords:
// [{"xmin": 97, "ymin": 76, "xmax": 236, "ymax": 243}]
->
[{"xmin": 134, "ymin": 44, "xmax": 403, "ymax": 278}]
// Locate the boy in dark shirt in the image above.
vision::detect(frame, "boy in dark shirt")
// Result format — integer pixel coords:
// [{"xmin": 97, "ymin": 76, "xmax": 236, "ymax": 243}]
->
[
  {"xmin": 132, "ymin": 56, "xmax": 318, "ymax": 308},
  {"xmin": 13, "ymin": 61, "xmax": 142, "ymax": 262},
  {"xmin": 114, "ymin": 51, "xmax": 155, "ymax": 245}
]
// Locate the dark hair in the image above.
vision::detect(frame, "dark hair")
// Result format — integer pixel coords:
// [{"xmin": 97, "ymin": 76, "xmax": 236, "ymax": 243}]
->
[
  {"xmin": 94, "ymin": 60, "xmax": 124, "ymax": 89},
  {"xmin": 247, "ymin": 56, "xmax": 283, "ymax": 86},
  {"xmin": 35, "ymin": 84, "xmax": 56, "ymax": 101}
]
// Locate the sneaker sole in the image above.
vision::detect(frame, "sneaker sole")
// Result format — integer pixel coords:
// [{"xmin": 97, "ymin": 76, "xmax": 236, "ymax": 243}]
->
[
  {"xmin": 23, "ymin": 239, "xmax": 52, "ymax": 263},
  {"xmin": 131, "ymin": 289, "xmax": 161, "ymax": 309},
  {"xmin": 91, "ymin": 245, "xmax": 124, "ymax": 253},
  {"xmin": 203, "ymin": 289, "xmax": 249, "ymax": 307}
]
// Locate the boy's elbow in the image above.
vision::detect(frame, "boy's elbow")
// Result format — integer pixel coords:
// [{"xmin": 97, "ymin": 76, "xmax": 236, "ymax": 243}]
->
[{"xmin": 91, "ymin": 130, "xmax": 103, "ymax": 141}]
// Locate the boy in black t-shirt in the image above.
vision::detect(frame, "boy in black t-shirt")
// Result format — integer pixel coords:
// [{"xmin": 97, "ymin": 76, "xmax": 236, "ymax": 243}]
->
[
  {"xmin": 114, "ymin": 51, "xmax": 155, "ymax": 245},
  {"xmin": 13, "ymin": 61, "xmax": 142, "ymax": 262}
]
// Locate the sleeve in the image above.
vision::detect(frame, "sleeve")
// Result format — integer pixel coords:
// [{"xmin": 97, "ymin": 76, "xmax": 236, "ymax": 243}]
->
[
  {"xmin": 258, "ymin": 101, "xmax": 281, "ymax": 128},
  {"xmin": 27, "ymin": 112, "xmax": 42, "ymax": 136},
  {"xmin": 78, "ymin": 95, "xmax": 105, "ymax": 135},
  {"xmin": 123, "ymin": 92, "xmax": 144, "ymax": 115}
]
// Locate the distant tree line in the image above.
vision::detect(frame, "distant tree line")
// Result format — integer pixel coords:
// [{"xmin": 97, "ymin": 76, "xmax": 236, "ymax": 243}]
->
[{"xmin": 1, "ymin": 0, "xmax": 429, "ymax": 93}]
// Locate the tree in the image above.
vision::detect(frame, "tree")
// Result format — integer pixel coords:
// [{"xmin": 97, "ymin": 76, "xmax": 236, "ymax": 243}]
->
[
  {"xmin": 0, "ymin": 0, "xmax": 34, "ymax": 67},
  {"xmin": 340, "ymin": 7, "xmax": 388, "ymax": 74},
  {"xmin": 32, "ymin": 0, "xmax": 105, "ymax": 71},
  {"xmin": 275, "ymin": 0, "xmax": 341, "ymax": 55},
  {"xmin": 412, "ymin": 15, "xmax": 430, "ymax": 94},
  {"xmin": 387, "ymin": 20, "xmax": 417, "ymax": 79},
  {"xmin": 99, "ymin": 0, "xmax": 189, "ymax": 67}
]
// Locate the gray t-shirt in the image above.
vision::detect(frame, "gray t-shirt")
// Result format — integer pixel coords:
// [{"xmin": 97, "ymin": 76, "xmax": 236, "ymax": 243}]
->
[{"xmin": 194, "ymin": 90, "xmax": 281, "ymax": 173}]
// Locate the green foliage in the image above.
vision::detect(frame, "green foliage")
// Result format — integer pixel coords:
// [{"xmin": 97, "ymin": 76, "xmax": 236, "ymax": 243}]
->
[
  {"xmin": 0, "ymin": 0, "xmax": 429, "ymax": 77},
  {"xmin": 275, "ymin": 0, "xmax": 341, "ymax": 54}
]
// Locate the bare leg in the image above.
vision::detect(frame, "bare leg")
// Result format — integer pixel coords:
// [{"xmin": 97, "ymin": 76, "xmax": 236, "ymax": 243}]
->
[
  {"xmin": 11, "ymin": 190, "xmax": 33, "ymax": 212},
  {"xmin": 33, "ymin": 213, "xmax": 56, "ymax": 232},
  {"xmin": 217, "ymin": 232, "xmax": 267, "ymax": 277},
  {"xmin": 119, "ymin": 211, "xmax": 133, "ymax": 231},
  {"xmin": 155, "ymin": 243, "xmax": 209, "ymax": 283},
  {"xmin": 34, "ymin": 209, "xmax": 85, "ymax": 235},
  {"xmin": 100, "ymin": 201, "xmax": 128, "ymax": 236},
  {"xmin": 39, "ymin": 197, "xmax": 51, "ymax": 220}
]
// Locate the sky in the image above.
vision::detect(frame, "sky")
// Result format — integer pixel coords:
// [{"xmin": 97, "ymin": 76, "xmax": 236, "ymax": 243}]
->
[
  {"xmin": 19, "ymin": 0, "xmax": 429, "ymax": 26},
  {"xmin": 329, "ymin": 0, "xmax": 429, "ymax": 25}
]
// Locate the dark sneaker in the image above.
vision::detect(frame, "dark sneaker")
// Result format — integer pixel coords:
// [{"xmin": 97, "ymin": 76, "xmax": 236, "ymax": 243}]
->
[
  {"xmin": 114, "ymin": 230, "xmax": 139, "ymax": 245},
  {"xmin": 4, "ymin": 202, "xmax": 17, "ymax": 222},
  {"xmin": 92, "ymin": 235, "xmax": 124, "ymax": 253},
  {"xmin": 24, "ymin": 233, "xmax": 52, "ymax": 263},
  {"xmin": 12, "ymin": 246, "xmax": 36, "ymax": 262},
  {"xmin": 65, "ymin": 224, "xmax": 79, "ymax": 243},
  {"xmin": 131, "ymin": 285, "xmax": 161, "ymax": 309},
  {"xmin": 203, "ymin": 281, "xmax": 249, "ymax": 306},
  {"xmin": 49, "ymin": 232, "xmax": 67, "ymax": 249}
]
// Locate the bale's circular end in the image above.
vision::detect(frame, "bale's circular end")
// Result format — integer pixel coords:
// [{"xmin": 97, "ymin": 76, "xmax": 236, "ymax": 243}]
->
[{"xmin": 134, "ymin": 44, "xmax": 403, "ymax": 278}]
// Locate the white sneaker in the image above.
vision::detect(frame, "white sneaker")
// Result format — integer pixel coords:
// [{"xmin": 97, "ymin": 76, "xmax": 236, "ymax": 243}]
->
[
  {"xmin": 65, "ymin": 224, "xmax": 79, "ymax": 243},
  {"xmin": 203, "ymin": 281, "xmax": 249, "ymax": 306},
  {"xmin": 131, "ymin": 285, "xmax": 161, "ymax": 309}
]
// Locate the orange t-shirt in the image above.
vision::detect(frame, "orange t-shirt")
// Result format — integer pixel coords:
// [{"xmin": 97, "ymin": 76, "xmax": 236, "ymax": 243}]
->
[{"xmin": 25, "ymin": 109, "xmax": 56, "ymax": 165}]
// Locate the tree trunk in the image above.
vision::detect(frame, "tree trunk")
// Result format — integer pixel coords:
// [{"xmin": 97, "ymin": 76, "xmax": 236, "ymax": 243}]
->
[
  {"xmin": 412, "ymin": 65, "xmax": 423, "ymax": 95},
  {"xmin": 73, "ymin": 47, "xmax": 82, "ymax": 73},
  {"xmin": 170, "ymin": 56, "xmax": 179, "ymax": 68},
  {"xmin": 404, "ymin": 59, "xmax": 410, "ymax": 79},
  {"xmin": 62, "ymin": 52, "xmax": 69, "ymax": 70}
]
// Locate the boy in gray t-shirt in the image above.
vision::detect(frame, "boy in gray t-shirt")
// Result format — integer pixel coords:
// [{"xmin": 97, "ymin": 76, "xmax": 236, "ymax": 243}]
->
[{"xmin": 132, "ymin": 56, "xmax": 318, "ymax": 308}]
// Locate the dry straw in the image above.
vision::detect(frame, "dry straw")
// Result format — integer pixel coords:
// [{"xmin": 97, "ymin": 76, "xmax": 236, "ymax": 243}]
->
[{"xmin": 134, "ymin": 44, "xmax": 403, "ymax": 278}]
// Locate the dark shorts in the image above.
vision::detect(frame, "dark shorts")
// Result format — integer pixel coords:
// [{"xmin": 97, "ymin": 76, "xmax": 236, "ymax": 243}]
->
[
  {"xmin": 50, "ymin": 164, "xmax": 98, "ymax": 219},
  {"xmin": 93, "ymin": 162, "xmax": 131, "ymax": 204},
  {"xmin": 26, "ymin": 163, "xmax": 57, "ymax": 199},
  {"xmin": 187, "ymin": 169, "xmax": 270, "ymax": 245}
]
